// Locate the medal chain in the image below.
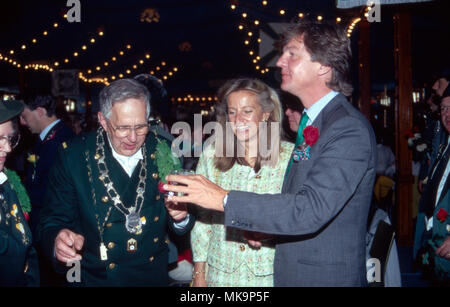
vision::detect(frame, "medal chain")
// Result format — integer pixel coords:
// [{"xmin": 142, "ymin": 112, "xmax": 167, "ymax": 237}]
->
[{"xmin": 95, "ymin": 129, "xmax": 147, "ymax": 222}]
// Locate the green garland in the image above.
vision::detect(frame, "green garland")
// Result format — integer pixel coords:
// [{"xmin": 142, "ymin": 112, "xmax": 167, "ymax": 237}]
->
[
  {"xmin": 155, "ymin": 137, "xmax": 181, "ymax": 183},
  {"xmin": 4, "ymin": 168, "xmax": 31, "ymax": 213}
]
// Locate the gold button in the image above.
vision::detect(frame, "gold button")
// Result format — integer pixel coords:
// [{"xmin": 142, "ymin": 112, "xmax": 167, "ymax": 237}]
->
[
  {"xmin": 155, "ymin": 195, "xmax": 161, "ymax": 201},
  {"xmin": 240, "ymin": 245, "xmax": 245, "ymax": 252},
  {"xmin": 106, "ymin": 223, "xmax": 113, "ymax": 228},
  {"xmin": 154, "ymin": 237, "xmax": 159, "ymax": 243},
  {"xmin": 107, "ymin": 242, "xmax": 115, "ymax": 249},
  {"xmin": 109, "ymin": 263, "xmax": 116, "ymax": 269},
  {"xmin": 165, "ymin": 238, "xmax": 170, "ymax": 244},
  {"xmin": 101, "ymin": 196, "xmax": 109, "ymax": 203},
  {"xmin": 94, "ymin": 153, "xmax": 100, "ymax": 160},
  {"xmin": 152, "ymin": 173, "xmax": 158, "ymax": 179},
  {"xmin": 154, "ymin": 216, "xmax": 159, "ymax": 222},
  {"xmin": 150, "ymin": 153, "xmax": 156, "ymax": 159},
  {"xmin": 149, "ymin": 256, "xmax": 154, "ymax": 262}
]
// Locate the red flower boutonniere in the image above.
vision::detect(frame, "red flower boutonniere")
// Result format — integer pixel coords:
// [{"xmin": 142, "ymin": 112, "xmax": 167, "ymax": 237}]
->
[
  {"xmin": 303, "ymin": 126, "xmax": 319, "ymax": 147},
  {"xmin": 437, "ymin": 208, "xmax": 448, "ymax": 223}
]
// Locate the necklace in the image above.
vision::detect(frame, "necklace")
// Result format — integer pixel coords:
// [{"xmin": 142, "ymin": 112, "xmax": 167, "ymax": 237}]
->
[{"xmin": 95, "ymin": 129, "xmax": 147, "ymax": 234}]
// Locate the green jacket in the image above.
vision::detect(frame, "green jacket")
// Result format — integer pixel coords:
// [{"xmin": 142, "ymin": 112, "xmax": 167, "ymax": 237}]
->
[
  {"xmin": 0, "ymin": 180, "xmax": 39, "ymax": 286},
  {"xmin": 39, "ymin": 130, "xmax": 193, "ymax": 286}
]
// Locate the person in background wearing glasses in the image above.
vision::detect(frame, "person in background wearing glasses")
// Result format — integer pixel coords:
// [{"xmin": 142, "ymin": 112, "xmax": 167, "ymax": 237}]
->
[
  {"xmin": 414, "ymin": 84, "xmax": 450, "ymax": 286},
  {"xmin": 0, "ymin": 99, "xmax": 40, "ymax": 286},
  {"xmin": 39, "ymin": 79, "xmax": 194, "ymax": 286}
]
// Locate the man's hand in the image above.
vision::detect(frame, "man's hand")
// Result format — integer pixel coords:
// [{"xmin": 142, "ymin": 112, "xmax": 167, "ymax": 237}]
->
[
  {"xmin": 164, "ymin": 174, "xmax": 228, "ymax": 212},
  {"xmin": 165, "ymin": 200, "xmax": 188, "ymax": 222},
  {"xmin": 436, "ymin": 237, "xmax": 450, "ymax": 260},
  {"xmin": 54, "ymin": 229, "xmax": 84, "ymax": 263},
  {"xmin": 243, "ymin": 231, "xmax": 272, "ymax": 249}
]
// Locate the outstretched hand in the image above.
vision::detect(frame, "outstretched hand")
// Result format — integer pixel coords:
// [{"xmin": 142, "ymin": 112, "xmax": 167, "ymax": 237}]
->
[{"xmin": 164, "ymin": 174, "xmax": 228, "ymax": 212}]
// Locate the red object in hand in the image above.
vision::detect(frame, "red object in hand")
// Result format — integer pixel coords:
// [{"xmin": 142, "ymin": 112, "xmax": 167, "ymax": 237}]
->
[
  {"xmin": 157, "ymin": 181, "xmax": 167, "ymax": 193},
  {"xmin": 303, "ymin": 126, "xmax": 319, "ymax": 147},
  {"xmin": 437, "ymin": 208, "xmax": 448, "ymax": 223}
]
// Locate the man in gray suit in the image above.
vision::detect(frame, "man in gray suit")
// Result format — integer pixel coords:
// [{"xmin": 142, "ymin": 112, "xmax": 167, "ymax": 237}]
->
[{"xmin": 165, "ymin": 20, "xmax": 377, "ymax": 286}]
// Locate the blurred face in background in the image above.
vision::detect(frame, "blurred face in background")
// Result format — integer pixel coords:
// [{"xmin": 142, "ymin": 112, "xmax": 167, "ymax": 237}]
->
[
  {"xmin": 285, "ymin": 107, "xmax": 302, "ymax": 133},
  {"xmin": 20, "ymin": 107, "xmax": 43, "ymax": 134}
]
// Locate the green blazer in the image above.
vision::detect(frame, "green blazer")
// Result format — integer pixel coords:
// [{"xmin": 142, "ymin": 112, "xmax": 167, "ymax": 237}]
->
[
  {"xmin": 39, "ymin": 130, "xmax": 193, "ymax": 286},
  {"xmin": 0, "ymin": 180, "xmax": 39, "ymax": 286}
]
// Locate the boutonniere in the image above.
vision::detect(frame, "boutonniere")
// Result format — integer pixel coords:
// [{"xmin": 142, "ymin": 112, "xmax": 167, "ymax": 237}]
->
[
  {"xmin": 27, "ymin": 153, "xmax": 37, "ymax": 165},
  {"xmin": 436, "ymin": 208, "xmax": 448, "ymax": 223},
  {"xmin": 303, "ymin": 126, "xmax": 320, "ymax": 147},
  {"xmin": 293, "ymin": 126, "xmax": 320, "ymax": 162}
]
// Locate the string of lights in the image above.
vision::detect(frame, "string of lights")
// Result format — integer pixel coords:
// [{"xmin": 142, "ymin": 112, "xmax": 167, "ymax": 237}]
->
[{"xmin": 229, "ymin": 0, "xmax": 369, "ymax": 75}]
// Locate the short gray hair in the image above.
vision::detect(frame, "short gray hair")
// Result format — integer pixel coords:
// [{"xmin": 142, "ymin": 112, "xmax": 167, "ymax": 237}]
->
[{"xmin": 99, "ymin": 79, "xmax": 151, "ymax": 119}]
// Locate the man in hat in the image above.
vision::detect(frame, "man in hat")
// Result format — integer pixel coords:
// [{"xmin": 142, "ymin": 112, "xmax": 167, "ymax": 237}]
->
[
  {"xmin": 0, "ymin": 99, "xmax": 39, "ymax": 286},
  {"xmin": 39, "ymin": 79, "xmax": 194, "ymax": 286}
]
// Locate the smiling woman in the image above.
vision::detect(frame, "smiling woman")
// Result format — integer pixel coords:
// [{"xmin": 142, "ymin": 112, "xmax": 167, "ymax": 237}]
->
[{"xmin": 0, "ymin": 99, "xmax": 39, "ymax": 286}]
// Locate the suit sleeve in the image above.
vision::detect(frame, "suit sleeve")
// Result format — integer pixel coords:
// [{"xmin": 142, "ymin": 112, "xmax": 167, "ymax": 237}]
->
[
  {"xmin": 224, "ymin": 116, "xmax": 374, "ymax": 236},
  {"xmin": 38, "ymin": 145, "xmax": 81, "ymax": 263}
]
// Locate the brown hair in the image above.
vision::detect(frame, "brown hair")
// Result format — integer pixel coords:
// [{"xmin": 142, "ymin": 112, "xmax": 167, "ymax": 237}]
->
[
  {"xmin": 213, "ymin": 78, "xmax": 282, "ymax": 173},
  {"xmin": 279, "ymin": 19, "xmax": 353, "ymax": 96}
]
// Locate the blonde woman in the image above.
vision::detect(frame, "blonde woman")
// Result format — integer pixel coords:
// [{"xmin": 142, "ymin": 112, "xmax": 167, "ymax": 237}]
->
[{"xmin": 191, "ymin": 78, "xmax": 293, "ymax": 287}]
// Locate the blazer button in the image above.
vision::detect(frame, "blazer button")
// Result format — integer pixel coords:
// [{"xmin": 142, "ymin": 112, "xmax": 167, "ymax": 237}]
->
[
  {"xmin": 107, "ymin": 242, "xmax": 115, "ymax": 249},
  {"xmin": 240, "ymin": 244, "xmax": 245, "ymax": 252},
  {"xmin": 149, "ymin": 256, "xmax": 154, "ymax": 262},
  {"xmin": 155, "ymin": 195, "xmax": 161, "ymax": 201},
  {"xmin": 108, "ymin": 263, "xmax": 116, "ymax": 270},
  {"xmin": 150, "ymin": 153, "xmax": 156, "ymax": 159},
  {"xmin": 154, "ymin": 237, "xmax": 159, "ymax": 243},
  {"xmin": 152, "ymin": 173, "xmax": 158, "ymax": 179},
  {"xmin": 106, "ymin": 223, "xmax": 113, "ymax": 228},
  {"xmin": 101, "ymin": 196, "xmax": 109, "ymax": 203},
  {"xmin": 154, "ymin": 216, "xmax": 159, "ymax": 222}
]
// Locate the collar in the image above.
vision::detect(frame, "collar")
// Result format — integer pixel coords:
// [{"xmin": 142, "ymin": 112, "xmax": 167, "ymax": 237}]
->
[
  {"xmin": 304, "ymin": 90, "xmax": 339, "ymax": 125},
  {"xmin": 0, "ymin": 171, "xmax": 7, "ymax": 185},
  {"xmin": 107, "ymin": 136, "xmax": 143, "ymax": 177},
  {"xmin": 39, "ymin": 119, "xmax": 61, "ymax": 141}
]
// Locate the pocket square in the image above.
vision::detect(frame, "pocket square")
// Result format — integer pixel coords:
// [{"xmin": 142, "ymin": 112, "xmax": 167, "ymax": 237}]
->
[{"xmin": 292, "ymin": 143, "xmax": 310, "ymax": 162}]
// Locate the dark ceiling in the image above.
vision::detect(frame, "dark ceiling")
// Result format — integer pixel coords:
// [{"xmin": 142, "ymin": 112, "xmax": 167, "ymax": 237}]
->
[{"xmin": 0, "ymin": 0, "xmax": 449, "ymax": 104}]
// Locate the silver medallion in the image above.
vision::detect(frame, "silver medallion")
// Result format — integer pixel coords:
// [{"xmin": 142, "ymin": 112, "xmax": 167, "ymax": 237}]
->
[{"xmin": 125, "ymin": 211, "xmax": 142, "ymax": 233}]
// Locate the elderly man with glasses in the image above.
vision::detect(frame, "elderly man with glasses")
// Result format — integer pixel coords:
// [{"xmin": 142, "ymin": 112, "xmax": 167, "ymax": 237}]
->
[{"xmin": 39, "ymin": 79, "xmax": 194, "ymax": 286}]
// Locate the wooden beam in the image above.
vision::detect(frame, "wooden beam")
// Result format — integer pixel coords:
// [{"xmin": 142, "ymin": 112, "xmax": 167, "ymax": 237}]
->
[{"xmin": 393, "ymin": 11, "xmax": 414, "ymax": 246}]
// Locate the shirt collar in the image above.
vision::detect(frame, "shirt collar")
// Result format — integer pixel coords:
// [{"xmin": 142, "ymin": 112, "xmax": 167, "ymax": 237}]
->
[
  {"xmin": 39, "ymin": 119, "xmax": 61, "ymax": 141},
  {"xmin": 0, "ymin": 171, "xmax": 7, "ymax": 185},
  {"xmin": 304, "ymin": 90, "xmax": 339, "ymax": 125},
  {"xmin": 107, "ymin": 136, "xmax": 143, "ymax": 167}
]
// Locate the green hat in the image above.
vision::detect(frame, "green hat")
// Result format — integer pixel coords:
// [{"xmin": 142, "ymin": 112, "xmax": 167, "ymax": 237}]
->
[{"xmin": 0, "ymin": 100, "xmax": 25, "ymax": 124}]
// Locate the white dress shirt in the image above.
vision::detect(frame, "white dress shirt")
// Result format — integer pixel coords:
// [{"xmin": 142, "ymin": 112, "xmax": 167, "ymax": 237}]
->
[{"xmin": 39, "ymin": 119, "xmax": 61, "ymax": 141}]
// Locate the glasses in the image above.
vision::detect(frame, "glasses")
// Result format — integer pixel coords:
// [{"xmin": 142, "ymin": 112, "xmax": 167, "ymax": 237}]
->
[
  {"xmin": 441, "ymin": 106, "xmax": 450, "ymax": 113},
  {"xmin": 0, "ymin": 134, "xmax": 20, "ymax": 149},
  {"xmin": 107, "ymin": 120, "xmax": 149, "ymax": 138}
]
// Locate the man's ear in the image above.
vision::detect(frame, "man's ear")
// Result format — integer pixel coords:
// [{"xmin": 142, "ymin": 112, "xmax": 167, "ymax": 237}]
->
[
  {"xmin": 98, "ymin": 112, "xmax": 107, "ymax": 131},
  {"xmin": 36, "ymin": 106, "xmax": 47, "ymax": 118},
  {"xmin": 318, "ymin": 65, "xmax": 331, "ymax": 77}
]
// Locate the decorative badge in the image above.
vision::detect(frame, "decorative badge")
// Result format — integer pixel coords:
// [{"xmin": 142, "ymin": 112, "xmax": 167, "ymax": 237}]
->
[{"xmin": 127, "ymin": 238, "xmax": 138, "ymax": 253}]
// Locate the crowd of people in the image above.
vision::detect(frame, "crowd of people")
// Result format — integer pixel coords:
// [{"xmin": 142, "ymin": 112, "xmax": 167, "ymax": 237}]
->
[{"xmin": 0, "ymin": 19, "xmax": 449, "ymax": 287}]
